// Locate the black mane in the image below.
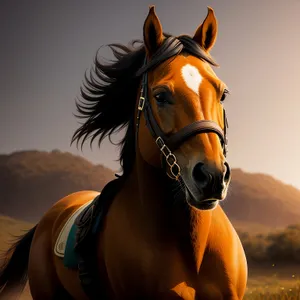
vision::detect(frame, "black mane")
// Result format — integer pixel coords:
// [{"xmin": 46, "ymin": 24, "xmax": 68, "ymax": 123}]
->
[{"xmin": 71, "ymin": 33, "xmax": 217, "ymax": 177}]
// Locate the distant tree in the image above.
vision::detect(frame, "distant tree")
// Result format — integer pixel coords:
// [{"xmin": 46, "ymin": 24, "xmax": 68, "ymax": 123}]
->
[
  {"xmin": 241, "ymin": 233, "xmax": 270, "ymax": 263},
  {"xmin": 266, "ymin": 226, "xmax": 300, "ymax": 263}
]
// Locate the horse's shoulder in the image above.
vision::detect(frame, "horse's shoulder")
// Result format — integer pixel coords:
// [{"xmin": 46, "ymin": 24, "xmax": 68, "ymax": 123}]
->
[{"xmin": 209, "ymin": 205, "xmax": 247, "ymax": 297}]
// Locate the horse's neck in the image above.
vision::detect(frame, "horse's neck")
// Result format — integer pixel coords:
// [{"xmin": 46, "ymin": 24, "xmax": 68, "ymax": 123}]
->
[{"xmin": 124, "ymin": 152, "xmax": 213, "ymax": 272}]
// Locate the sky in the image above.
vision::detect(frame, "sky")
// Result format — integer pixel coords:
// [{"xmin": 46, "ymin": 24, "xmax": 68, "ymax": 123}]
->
[{"xmin": 1, "ymin": 0, "xmax": 300, "ymax": 188}]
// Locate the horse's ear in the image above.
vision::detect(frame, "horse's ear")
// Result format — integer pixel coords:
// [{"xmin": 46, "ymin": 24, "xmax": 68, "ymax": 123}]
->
[
  {"xmin": 143, "ymin": 6, "xmax": 164, "ymax": 58},
  {"xmin": 193, "ymin": 7, "xmax": 218, "ymax": 52}
]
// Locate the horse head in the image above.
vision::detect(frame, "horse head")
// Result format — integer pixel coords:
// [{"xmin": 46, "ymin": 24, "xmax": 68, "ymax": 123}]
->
[{"xmin": 136, "ymin": 6, "xmax": 231, "ymax": 210}]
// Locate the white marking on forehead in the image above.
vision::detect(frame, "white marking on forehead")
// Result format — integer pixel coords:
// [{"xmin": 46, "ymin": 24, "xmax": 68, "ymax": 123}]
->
[{"xmin": 181, "ymin": 64, "xmax": 202, "ymax": 95}]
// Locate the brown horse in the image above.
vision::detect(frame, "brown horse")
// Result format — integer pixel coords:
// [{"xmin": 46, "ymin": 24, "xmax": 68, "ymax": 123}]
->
[{"xmin": 0, "ymin": 6, "xmax": 247, "ymax": 300}]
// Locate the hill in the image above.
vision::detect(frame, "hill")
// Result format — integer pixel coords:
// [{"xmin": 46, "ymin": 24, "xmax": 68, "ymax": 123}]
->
[
  {"xmin": 220, "ymin": 168, "xmax": 300, "ymax": 230},
  {"xmin": 1, "ymin": 150, "xmax": 300, "ymax": 230},
  {"xmin": 0, "ymin": 150, "xmax": 115, "ymax": 221}
]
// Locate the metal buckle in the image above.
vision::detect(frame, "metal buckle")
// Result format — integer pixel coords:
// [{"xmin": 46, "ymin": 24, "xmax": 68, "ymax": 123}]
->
[
  {"xmin": 224, "ymin": 144, "xmax": 228, "ymax": 156},
  {"xmin": 138, "ymin": 96, "xmax": 145, "ymax": 111},
  {"xmin": 155, "ymin": 137, "xmax": 181, "ymax": 180},
  {"xmin": 224, "ymin": 136, "xmax": 228, "ymax": 155}
]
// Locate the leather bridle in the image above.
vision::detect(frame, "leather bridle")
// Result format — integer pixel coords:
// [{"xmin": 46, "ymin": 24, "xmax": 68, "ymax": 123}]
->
[{"xmin": 136, "ymin": 57, "xmax": 228, "ymax": 181}]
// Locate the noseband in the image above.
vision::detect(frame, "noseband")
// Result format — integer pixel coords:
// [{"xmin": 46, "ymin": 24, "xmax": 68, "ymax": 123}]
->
[{"xmin": 136, "ymin": 57, "xmax": 228, "ymax": 180}]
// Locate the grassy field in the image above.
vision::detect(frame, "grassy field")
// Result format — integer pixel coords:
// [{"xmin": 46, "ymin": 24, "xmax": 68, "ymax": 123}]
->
[
  {"xmin": 1, "ymin": 215, "xmax": 300, "ymax": 299},
  {"xmin": 245, "ymin": 264, "xmax": 300, "ymax": 299}
]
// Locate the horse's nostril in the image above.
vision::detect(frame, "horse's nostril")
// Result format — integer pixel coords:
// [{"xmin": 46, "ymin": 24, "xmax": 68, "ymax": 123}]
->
[
  {"xmin": 224, "ymin": 162, "xmax": 231, "ymax": 183},
  {"xmin": 192, "ymin": 162, "xmax": 211, "ymax": 187}
]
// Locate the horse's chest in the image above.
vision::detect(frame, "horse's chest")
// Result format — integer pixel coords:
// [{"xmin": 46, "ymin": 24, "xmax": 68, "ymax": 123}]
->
[
  {"xmin": 101, "ymin": 202, "xmax": 241, "ymax": 299},
  {"xmin": 104, "ymin": 245, "xmax": 234, "ymax": 299}
]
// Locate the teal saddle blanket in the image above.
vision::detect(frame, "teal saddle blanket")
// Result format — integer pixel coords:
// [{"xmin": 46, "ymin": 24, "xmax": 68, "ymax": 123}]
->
[
  {"xmin": 64, "ymin": 222, "xmax": 79, "ymax": 268},
  {"xmin": 54, "ymin": 177, "xmax": 125, "ymax": 269}
]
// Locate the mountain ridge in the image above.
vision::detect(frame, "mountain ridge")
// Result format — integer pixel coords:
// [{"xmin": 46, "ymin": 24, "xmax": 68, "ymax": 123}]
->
[{"xmin": 1, "ymin": 150, "xmax": 300, "ymax": 230}]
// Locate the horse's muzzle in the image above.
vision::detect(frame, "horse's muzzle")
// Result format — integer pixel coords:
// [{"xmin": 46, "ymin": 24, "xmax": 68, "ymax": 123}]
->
[{"xmin": 191, "ymin": 161, "xmax": 231, "ymax": 201}]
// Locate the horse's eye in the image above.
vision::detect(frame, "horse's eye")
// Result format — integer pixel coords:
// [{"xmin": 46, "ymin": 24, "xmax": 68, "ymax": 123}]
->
[
  {"xmin": 154, "ymin": 92, "xmax": 168, "ymax": 105},
  {"xmin": 221, "ymin": 89, "xmax": 229, "ymax": 102}
]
